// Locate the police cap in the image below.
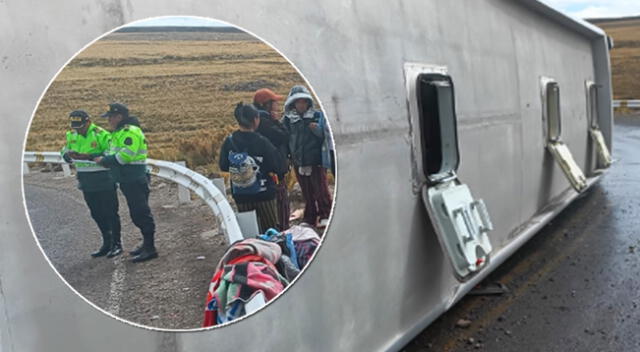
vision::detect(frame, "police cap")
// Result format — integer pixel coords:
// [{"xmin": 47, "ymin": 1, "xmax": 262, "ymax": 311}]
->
[
  {"xmin": 69, "ymin": 110, "xmax": 89, "ymax": 128},
  {"xmin": 101, "ymin": 103, "xmax": 129, "ymax": 118}
]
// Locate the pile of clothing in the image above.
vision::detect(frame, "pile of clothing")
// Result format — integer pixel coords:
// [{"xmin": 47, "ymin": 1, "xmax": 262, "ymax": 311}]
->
[{"xmin": 203, "ymin": 225, "xmax": 321, "ymax": 326}]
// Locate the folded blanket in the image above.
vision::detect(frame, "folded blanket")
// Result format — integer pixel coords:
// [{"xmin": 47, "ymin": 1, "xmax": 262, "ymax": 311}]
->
[
  {"xmin": 216, "ymin": 238, "xmax": 282, "ymax": 273},
  {"xmin": 204, "ymin": 254, "xmax": 288, "ymax": 326}
]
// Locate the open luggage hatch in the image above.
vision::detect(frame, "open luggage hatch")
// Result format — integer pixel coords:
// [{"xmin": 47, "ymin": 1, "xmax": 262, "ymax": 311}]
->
[
  {"xmin": 541, "ymin": 77, "xmax": 588, "ymax": 193},
  {"xmin": 405, "ymin": 63, "xmax": 494, "ymax": 281},
  {"xmin": 586, "ymin": 81, "xmax": 612, "ymax": 173}
]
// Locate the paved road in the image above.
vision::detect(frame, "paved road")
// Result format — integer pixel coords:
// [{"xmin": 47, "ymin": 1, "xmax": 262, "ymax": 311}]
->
[
  {"xmin": 25, "ymin": 181, "xmax": 117, "ymax": 311},
  {"xmin": 23, "ymin": 168, "xmax": 315, "ymax": 331},
  {"xmin": 24, "ymin": 174, "xmax": 226, "ymax": 330},
  {"xmin": 406, "ymin": 116, "xmax": 640, "ymax": 352}
]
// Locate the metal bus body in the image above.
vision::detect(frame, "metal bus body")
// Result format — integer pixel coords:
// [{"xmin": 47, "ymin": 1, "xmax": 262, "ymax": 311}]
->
[{"xmin": 1, "ymin": 0, "xmax": 612, "ymax": 351}]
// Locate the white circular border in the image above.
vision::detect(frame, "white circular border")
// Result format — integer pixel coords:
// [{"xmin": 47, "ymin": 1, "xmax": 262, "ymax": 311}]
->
[{"xmin": 20, "ymin": 14, "xmax": 339, "ymax": 333}]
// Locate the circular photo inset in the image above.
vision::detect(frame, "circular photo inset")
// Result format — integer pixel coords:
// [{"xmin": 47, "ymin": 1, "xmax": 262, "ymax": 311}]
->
[{"xmin": 22, "ymin": 16, "xmax": 336, "ymax": 330}]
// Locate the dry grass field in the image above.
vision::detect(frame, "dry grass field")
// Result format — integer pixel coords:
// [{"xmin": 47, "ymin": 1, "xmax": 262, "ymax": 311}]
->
[
  {"xmin": 593, "ymin": 17, "xmax": 640, "ymax": 100},
  {"xmin": 26, "ymin": 30, "xmax": 306, "ymax": 174}
]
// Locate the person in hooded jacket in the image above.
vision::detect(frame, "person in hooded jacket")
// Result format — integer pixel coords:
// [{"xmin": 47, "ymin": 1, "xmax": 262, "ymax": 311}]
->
[
  {"xmin": 253, "ymin": 88, "xmax": 290, "ymax": 230},
  {"xmin": 93, "ymin": 103, "xmax": 157, "ymax": 263},
  {"xmin": 219, "ymin": 103, "xmax": 287, "ymax": 234},
  {"xmin": 282, "ymin": 85, "xmax": 333, "ymax": 229}
]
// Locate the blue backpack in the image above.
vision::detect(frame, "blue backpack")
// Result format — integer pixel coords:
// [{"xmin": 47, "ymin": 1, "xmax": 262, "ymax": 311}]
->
[{"xmin": 227, "ymin": 135, "xmax": 267, "ymax": 195}]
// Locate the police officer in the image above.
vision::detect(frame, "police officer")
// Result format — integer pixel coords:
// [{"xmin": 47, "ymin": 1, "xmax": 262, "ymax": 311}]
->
[
  {"xmin": 61, "ymin": 110, "xmax": 122, "ymax": 258},
  {"xmin": 93, "ymin": 103, "xmax": 157, "ymax": 263}
]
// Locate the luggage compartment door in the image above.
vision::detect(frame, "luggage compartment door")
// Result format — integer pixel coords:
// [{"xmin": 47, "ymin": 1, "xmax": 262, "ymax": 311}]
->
[
  {"xmin": 422, "ymin": 180, "xmax": 493, "ymax": 280},
  {"xmin": 541, "ymin": 77, "xmax": 588, "ymax": 193},
  {"xmin": 586, "ymin": 81, "xmax": 613, "ymax": 171},
  {"xmin": 589, "ymin": 128, "xmax": 612, "ymax": 170},
  {"xmin": 546, "ymin": 141, "xmax": 588, "ymax": 192},
  {"xmin": 405, "ymin": 63, "xmax": 494, "ymax": 281}
]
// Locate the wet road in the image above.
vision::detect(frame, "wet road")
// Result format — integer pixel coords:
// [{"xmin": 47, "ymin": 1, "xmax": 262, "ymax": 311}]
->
[{"xmin": 406, "ymin": 116, "xmax": 640, "ymax": 352}]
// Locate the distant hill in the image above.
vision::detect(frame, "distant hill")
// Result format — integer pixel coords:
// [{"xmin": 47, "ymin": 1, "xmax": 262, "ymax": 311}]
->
[
  {"xmin": 590, "ymin": 16, "xmax": 640, "ymax": 100},
  {"xmin": 116, "ymin": 26, "xmax": 243, "ymax": 33},
  {"xmin": 587, "ymin": 16, "xmax": 640, "ymax": 25},
  {"xmin": 104, "ymin": 26, "xmax": 255, "ymax": 42}
]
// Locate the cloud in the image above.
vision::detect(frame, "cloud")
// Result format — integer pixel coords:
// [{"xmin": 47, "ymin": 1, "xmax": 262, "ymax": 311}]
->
[{"xmin": 541, "ymin": 0, "xmax": 640, "ymax": 18}]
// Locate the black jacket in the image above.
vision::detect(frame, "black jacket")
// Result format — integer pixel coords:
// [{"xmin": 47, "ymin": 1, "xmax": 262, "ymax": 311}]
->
[
  {"xmin": 256, "ymin": 110, "xmax": 288, "ymax": 150},
  {"xmin": 255, "ymin": 110, "xmax": 289, "ymax": 176},
  {"xmin": 219, "ymin": 130, "xmax": 287, "ymax": 203},
  {"xmin": 283, "ymin": 110, "xmax": 324, "ymax": 167}
]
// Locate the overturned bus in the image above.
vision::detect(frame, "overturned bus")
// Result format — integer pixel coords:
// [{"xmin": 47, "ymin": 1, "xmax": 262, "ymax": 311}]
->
[{"xmin": 1, "ymin": 0, "xmax": 612, "ymax": 351}]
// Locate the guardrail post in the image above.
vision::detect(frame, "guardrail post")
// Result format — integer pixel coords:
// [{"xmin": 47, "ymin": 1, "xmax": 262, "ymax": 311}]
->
[
  {"xmin": 236, "ymin": 210, "xmax": 259, "ymax": 239},
  {"xmin": 61, "ymin": 163, "xmax": 71, "ymax": 177},
  {"xmin": 175, "ymin": 161, "xmax": 191, "ymax": 204},
  {"xmin": 23, "ymin": 162, "xmax": 29, "ymax": 175},
  {"xmin": 212, "ymin": 178, "xmax": 226, "ymax": 196}
]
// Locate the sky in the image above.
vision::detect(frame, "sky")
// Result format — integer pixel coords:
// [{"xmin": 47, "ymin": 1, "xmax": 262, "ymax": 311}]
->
[{"xmin": 541, "ymin": 0, "xmax": 640, "ymax": 18}]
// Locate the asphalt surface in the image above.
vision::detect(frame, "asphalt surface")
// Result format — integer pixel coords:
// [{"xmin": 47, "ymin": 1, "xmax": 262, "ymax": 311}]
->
[
  {"xmin": 23, "ymin": 173, "xmax": 227, "ymax": 330},
  {"xmin": 23, "ymin": 169, "xmax": 315, "ymax": 331},
  {"xmin": 405, "ymin": 115, "xmax": 640, "ymax": 351}
]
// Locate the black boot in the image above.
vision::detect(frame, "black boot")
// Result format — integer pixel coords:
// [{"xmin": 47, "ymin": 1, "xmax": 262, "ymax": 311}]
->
[
  {"xmin": 131, "ymin": 232, "xmax": 157, "ymax": 263},
  {"xmin": 91, "ymin": 232, "xmax": 111, "ymax": 258},
  {"xmin": 107, "ymin": 230, "xmax": 123, "ymax": 258},
  {"xmin": 129, "ymin": 244, "xmax": 144, "ymax": 256},
  {"xmin": 131, "ymin": 247, "xmax": 158, "ymax": 263},
  {"xmin": 107, "ymin": 241, "xmax": 123, "ymax": 258}
]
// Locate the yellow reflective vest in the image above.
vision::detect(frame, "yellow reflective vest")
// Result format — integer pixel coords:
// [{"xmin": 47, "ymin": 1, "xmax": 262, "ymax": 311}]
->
[
  {"xmin": 101, "ymin": 122, "xmax": 149, "ymax": 183},
  {"xmin": 60, "ymin": 123, "xmax": 115, "ymax": 192}
]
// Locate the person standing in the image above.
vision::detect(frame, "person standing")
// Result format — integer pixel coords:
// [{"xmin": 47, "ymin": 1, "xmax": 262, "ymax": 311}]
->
[
  {"xmin": 253, "ymin": 88, "xmax": 290, "ymax": 230},
  {"xmin": 61, "ymin": 110, "xmax": 122, "ymax": 258},
  {"xmin": 219, "ymin": 103, "xmax": 287, "ymax": 234},
  {"xmin": 283, "ymin": 86, "xmax": 333, "ymax": 229},
  {"xmin": 93, "ymin": 103, "xmax": 157, "ymax": 263},
  {"xmin": 318, "ymin": 111, "xmax": 336, "ymax": 177}
]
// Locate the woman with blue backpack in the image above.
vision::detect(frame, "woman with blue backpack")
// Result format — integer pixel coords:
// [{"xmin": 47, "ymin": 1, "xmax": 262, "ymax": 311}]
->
[
  {"xmin": 219, "ymin": 103, "xmax": 287, "ymax": 234},
  {"xmin": 283, "ymin": 85, "xmax": 333, "ymax": 229}
]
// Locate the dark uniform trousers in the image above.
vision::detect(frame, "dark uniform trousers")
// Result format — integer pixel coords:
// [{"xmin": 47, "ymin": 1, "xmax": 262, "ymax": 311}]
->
[
  {"xmin": 119, "ymin": 179, "xmax": 156, "ymax": 249},
  {"xmin": 82, "ymin": 187, "xmax": 121, "ymax": 243}
]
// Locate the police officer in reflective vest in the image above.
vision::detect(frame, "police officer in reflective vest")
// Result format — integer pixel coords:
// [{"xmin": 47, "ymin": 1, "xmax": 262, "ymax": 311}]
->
[
  {"xmin": 61, "ymin": 110, "xmax": 122, "ymax": 258},
  {"xmin": 93, "ymin": 103, "xmax": 157, "ymax": 263}
]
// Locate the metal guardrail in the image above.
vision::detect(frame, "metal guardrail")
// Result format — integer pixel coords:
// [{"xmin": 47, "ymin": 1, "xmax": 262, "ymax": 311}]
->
[
  {"xmin": 23, "ymin": 151, "xmax": 244, "ymax": 244},
  {"xmin": 613, "ymin": 100, "xmax": 640, "ymax": 108}
]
